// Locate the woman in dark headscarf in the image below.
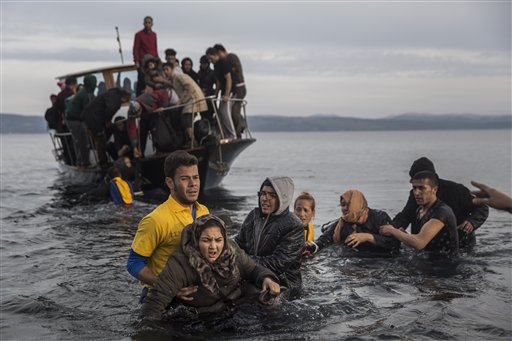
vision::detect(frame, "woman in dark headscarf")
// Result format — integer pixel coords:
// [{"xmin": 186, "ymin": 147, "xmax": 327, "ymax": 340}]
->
[
  {"xmin": 139, "ymin": 215, "xmax": 280, "ymax": 320},
  {"xmin": 304, "ymin": 189, "xmax": 399, "ymax": 255}
]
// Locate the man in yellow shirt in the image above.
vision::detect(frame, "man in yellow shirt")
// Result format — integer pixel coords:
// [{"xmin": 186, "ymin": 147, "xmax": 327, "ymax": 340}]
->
[{"xmin": 127, "ymin": 150, "xmax": 209, "ymax": 301}]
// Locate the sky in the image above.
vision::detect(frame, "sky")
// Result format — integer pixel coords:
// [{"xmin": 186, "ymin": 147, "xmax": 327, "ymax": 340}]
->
[{"xmin": 1, "ymin": 1, "xmax": 511, "ymax": 118}]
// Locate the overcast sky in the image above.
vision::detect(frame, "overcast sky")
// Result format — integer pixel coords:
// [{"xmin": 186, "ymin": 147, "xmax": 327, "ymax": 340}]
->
[{"xmin": 1, "ymin": 1, "xmax": 510, "ymax": 118}]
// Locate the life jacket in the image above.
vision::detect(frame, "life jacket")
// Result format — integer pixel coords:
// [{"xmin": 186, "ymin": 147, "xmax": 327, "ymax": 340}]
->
[{"xmin": 109, "ymin": 177, "xmax": 134, "ymax": 205}]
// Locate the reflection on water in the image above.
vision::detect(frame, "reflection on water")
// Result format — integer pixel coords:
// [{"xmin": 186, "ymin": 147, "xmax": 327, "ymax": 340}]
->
[{"xmin": 1, "ymin": 132, "xmax": 511, "ymax": 340}]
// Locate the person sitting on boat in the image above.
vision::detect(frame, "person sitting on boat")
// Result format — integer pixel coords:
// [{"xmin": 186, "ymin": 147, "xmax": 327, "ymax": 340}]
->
[
  {"xmin": 234, "ymin": 176, "xmax": 304, "ymax": 298},
  {"xmin": 206, "ymin": 46, "xmax": 236, "ymax": 139},
  {"xmin": 153, "ymin": 62, "xmax": 208, "ymax": 149},
  {"xmin": 126, "ymin": 87, "xmax": 170, "ymax": 156},
  {"xmin": 304, "ymin": 189, "xmax": 400, "ymax": 256},
  {"xmin": 141, "ymin": 54, "xmax": 165, "ymax": 92},
  {"xmin": 391, "ymin": 157, "xmax": 488, "ymax": 251},
  {"xmin": 380, "ymin": 171, "xmax": 459, "ymax": 260},
  {"xmin": 181, "ymin": 57, "xmax": 199, "ymax": 84},
  {"xmin": 108, "ymin": 166, "xmax": 134, "ymax": 205},
  {"xmin": 293, "ymin": 192, "xmax": 316, "ymax": 251},
  {"xmin": 81, "ymin": 88, "xmax": 132, "ymax": 169},
  {"xmin": 66, "ymin": 75, "xmax": 97, "ymax": 169},
  {"xmin": 127, "ymin": 151, "xmax": 209, "ymax": 303},
  {"xmin": 107, "ymin": 116, "xmax": 133, "ymax": 161},
  {"xmin": 139, "ymin": 214, "xmax": 281, "ymax": 320},
  {"xmin": 133, "ymin": 16, "xmax": 158, "ymax": 96}
]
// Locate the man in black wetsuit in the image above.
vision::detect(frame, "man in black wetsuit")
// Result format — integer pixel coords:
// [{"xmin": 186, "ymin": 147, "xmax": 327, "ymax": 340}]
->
[
  {"xmin": 392, "ymin": 157, "xmax": 488, "ymax": 250},
  {"xmin": 380, "ymin": 171, "xmax": 459, "ymax": 258}
]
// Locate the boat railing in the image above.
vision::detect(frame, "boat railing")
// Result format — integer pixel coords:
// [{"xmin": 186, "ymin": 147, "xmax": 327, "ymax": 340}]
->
[
  {"xmin": 50, "ymin": 131, "xmax": 99, "ymax": 168},
  {"xmin": 129, "ymin": 95, "xmax": 253, "ymax": 152}
]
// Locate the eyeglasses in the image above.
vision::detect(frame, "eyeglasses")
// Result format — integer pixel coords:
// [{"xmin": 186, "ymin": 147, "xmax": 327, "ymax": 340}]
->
[{"xmin": 258, "ymin": 191, "xmax": 278, "ymax": 199}]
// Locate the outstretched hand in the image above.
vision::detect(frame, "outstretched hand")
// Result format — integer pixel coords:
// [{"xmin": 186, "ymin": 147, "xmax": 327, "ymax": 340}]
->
[
  {"xmin": 471, "ymin": 181, "xmax": 512, "ymax": 213},
  {"xmin": 261, "ymin": 277, "xmax": 280, "ymax": 296}
]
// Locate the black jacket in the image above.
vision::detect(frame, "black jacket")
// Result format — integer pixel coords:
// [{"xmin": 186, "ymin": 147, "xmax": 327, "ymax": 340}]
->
[
  {"xmin": 235, "ymin": 208, "xmax": 303, "ymax": 296},
  {"xmin": 81, "ymin": 88, "xmax": 126, "ymax": 134},
  {"xmin": 392, "ymin": 178, "xmax": 489, "ymax": 248},
  {"xmin": 316, "ymin": 209, "xmax": 400, "ymax": 255}
]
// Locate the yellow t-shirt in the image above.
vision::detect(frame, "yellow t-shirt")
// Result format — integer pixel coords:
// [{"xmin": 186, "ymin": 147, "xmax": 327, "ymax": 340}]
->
[
  {"xmin": 131, "ymin": 195, "xmax": 209, "ymax": 285},
  {"xmin": 304, "ymin": 222, "xmax": 315, "ymax": 242}
]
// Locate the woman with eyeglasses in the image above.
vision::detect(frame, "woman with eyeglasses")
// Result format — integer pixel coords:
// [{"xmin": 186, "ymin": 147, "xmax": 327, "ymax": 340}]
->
[
  {"xmin": 139, "ymin": 215, "xmax": 281, "ymax": 320},
  {"xmin": 234, "ymin": 177, "xmax": 304, "ymax": 298},
  {"xmin": 304, "ymin": 189, "xmax": 400, "ymax": 256}
]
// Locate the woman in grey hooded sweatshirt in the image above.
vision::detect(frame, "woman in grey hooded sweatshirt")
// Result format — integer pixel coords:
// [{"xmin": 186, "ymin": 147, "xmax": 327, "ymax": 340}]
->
[{"xmin": 235, "ymin": 176, "xmax": 304, "ymax": 297}]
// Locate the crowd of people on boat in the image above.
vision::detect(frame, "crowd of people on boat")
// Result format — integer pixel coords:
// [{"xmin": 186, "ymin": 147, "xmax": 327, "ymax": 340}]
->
[
  {"xmin": 44, "ymin": 15, "xmax": 248, "ymax": 189},
  {"xmin": 126, "ymin": 150, "xmax": 511, "ymax": 322}
]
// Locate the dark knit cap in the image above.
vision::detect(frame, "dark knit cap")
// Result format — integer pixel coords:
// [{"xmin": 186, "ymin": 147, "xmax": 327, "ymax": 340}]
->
[{"xmin": 409, "ymin": 157, "xmax": 436, "ymax": 178}]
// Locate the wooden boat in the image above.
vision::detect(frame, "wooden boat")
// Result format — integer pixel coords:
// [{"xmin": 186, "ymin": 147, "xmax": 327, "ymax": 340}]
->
[{"xmin": 49, "ymin": 64, "xmax": 255, "ymax": 193}]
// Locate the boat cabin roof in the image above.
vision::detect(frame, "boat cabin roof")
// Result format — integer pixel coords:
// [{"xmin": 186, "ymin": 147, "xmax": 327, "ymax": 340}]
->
[{"xmin": 56, "ymin": 64, "xmax": 137, "ymax": 90}]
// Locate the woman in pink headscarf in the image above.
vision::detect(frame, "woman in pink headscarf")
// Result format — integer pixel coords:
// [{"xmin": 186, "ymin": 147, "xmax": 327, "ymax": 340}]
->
[{"xmin": 304, "ymin": 189, "xmax": 400, "ymax": 255}]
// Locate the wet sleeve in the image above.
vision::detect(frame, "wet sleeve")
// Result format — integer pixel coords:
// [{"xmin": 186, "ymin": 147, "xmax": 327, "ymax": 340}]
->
[
  {"xmin": 139, "ymin": 257, "xmax": 187, "ymax": 320},
  {"xmin": 234, "ymin": 211, "xmax": 253, "ymax": 250},
  {"xmin": 126, "ymin": 249, "xmax": 148, "ymax": 279},
  {"xmin": 458, "ymin": 185, "xmax": 489, "ymax": 230},
  {"xmin": 371, "ymin": 211, "xmax": 401, "ymax": 251},
  {"xmin": 315, "ymin": 220, "xmax": 338, "ymax": 251},
  {"xmin": 392, "ymin": 191, "xmax": 416, "ymax": 230},
  {"xmin": 251, "ymin": 223, "xmax": 303, "ymax": 276},
  {"xmin": 235, "ymin": 243, "xmax": 278, "ymax": 287}
]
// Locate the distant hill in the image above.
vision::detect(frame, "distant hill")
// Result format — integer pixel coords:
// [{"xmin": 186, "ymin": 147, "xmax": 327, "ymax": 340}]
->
[
  {"xmin": 247, "ymin": 113, "xmax": 512, "ymax": 132},
  {"xmin": 1, "ymin": 113, "xmax": 47, "ymax": 134},
  {"xmin": 1, "ymin": 112, "xmax": 510, "ymax": 134}
]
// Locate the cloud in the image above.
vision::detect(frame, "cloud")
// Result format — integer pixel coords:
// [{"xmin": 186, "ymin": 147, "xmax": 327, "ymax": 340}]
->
[{"xmin": 1, "ymin": 1, "xmax": 510, "ymax": 117}]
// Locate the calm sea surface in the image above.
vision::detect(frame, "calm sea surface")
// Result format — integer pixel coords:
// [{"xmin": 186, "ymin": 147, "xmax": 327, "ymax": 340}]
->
[{"xmin": 1, "ymin": 130, "xmax": 511, "ymax": 340}]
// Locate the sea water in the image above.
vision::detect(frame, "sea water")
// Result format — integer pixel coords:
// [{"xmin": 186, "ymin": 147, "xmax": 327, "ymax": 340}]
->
[{"xmin": 1, "ymin": 130, "xmax": 511, "ymax": 340}]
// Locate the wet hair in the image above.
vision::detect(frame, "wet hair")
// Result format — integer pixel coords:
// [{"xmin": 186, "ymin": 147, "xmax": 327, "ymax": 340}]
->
[
  {"xmin": 294, "ymin": 192, "xmax": 316, "ymax": 212},
  {"xmin": 144, "ymin": 16, "xmax": 153, "ymax": 22},
  {"xmin": 65, "ymin": 77, "xmax": 77, "ymax": 86},
  {"xmin": 165, "ymin": 48, "xmax": 177, "ymax": 57},
  {"xmin": 164, "ymin": 150, "xmax": 198, "ymax": 178},
  {"xmin": 212, "ymin": 44, "xmax": 226, "ymax": 53},
  {"xmin": 205, "ymin": 47, "xmax": 216, "ymax": 56},
  {"xmin": 412, "ymin": 170, "xmax": 439, "ymax": 188},
  {"xmin": 181, "ymin": 57, "xmax": 193, "ymax": 68},
  {"xmin": 107, "ymin": 166, "xmax": 122, "ymax": 180}
]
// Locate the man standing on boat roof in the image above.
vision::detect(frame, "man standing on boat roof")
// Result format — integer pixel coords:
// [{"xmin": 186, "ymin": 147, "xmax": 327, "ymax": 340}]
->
[
  {"xmin": 234, "ymin": 176, "xmax": 304, "ymax": 297},
  {"xmin": 380, "ymin": 171, "xmax": 459, "ymax": 259},
  {"xmin": 391, "ymin": 157, "xmax": 488, "ymax": 251},
  {"xmin": 133, "ymin": 16, "xmax": 158, "ymax": 96},
  {"xmin": 126, "ymin": 150, "xmax": 209, "ymax": 303}
]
